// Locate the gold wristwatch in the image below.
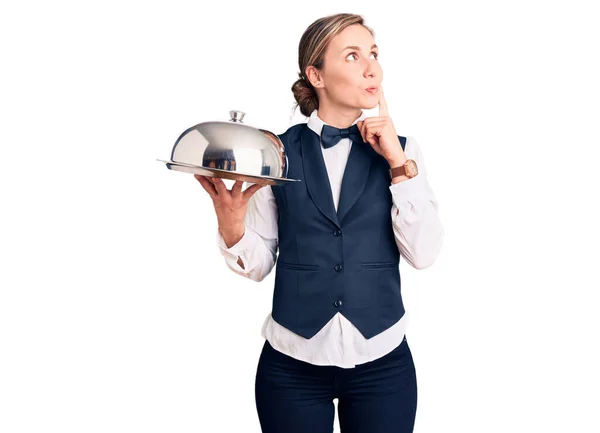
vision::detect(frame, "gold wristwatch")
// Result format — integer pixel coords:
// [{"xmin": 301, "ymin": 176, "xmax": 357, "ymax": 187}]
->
[{"xmin": 389, "ymin": 159, "xmax": 418, "ymax": 179}]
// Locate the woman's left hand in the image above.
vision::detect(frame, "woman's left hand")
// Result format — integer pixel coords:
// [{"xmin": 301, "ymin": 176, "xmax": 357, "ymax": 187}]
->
[{"xmin": 357, "ymin": 87, "xmax": 407, "ymax": 166}]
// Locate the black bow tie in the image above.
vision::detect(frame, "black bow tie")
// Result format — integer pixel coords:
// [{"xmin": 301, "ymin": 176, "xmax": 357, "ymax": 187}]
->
[{"xmin": 320, "ymin": 123, "xmax": 364, "ymax": 149}]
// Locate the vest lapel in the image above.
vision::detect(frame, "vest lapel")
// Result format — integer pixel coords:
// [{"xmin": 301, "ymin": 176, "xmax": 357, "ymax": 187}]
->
[
  {"xmin": 301, "ymin": 126, "xmax": 340, "ymax": 228},
  {"xmin": 301, "ymin": 124, "xmax": 377, "ymax": 228},
  {"xmin": 336, "ymin": 134, "xmax": 376, "ymax": 223}
]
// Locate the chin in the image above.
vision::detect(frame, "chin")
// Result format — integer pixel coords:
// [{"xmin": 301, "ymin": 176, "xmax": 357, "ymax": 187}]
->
[{"xmin": 363, "ymin": 99, "xmax": 380, "ymax": 110}]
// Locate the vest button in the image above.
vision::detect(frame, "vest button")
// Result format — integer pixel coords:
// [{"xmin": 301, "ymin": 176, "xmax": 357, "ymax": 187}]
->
[
  {"xmin": 334, "ymin": 264, "xmax": 343, "ymax": 272},
  {"xmin": 334, "ymin": 300, "xmax": 343, "ymax": 308},
  {"xmin": 333, "ymin": 229, "xmax": 341, "ymax": 236}
]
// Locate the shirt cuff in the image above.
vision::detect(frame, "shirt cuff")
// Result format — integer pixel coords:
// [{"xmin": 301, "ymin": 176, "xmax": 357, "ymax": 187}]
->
[{"xmin": 216, "ymin": 225, "xmax": 256, "ymax": 256}]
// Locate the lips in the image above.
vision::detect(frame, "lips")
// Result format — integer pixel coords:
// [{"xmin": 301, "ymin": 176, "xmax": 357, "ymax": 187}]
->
[{"xmin": 366, "ymin": 87, "xmax": 378, "ymax": 94}]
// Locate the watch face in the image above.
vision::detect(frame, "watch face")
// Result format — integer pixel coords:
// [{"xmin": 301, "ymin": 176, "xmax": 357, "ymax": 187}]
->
[{"xmin": 406, "ymin": 160, "xmax": 418, "ymax": 177}]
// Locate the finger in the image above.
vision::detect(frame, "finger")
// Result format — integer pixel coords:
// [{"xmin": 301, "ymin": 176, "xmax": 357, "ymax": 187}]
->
[
  {"xmin": 360, "ymin": 119, "xmax": 386, "ymax": 144},
  {"xmin": 365, "ymin": 123, "xmax": 384, "ymax": 146},
  {"xmin": 243, "ymin": 183, "xmax": 265, "ymax": 200},
  {"xmin": 362, "ymin": 118, "xmax": 388, "ymax": 126},
  {"xmin": 360, "ymin": 118, "xmax": 387, "ymax": 130},
  {"xmin": 378, "ymin": 86, "xmax": 389, "ymax": 117},
  {"xmin": 366, "ymin": 128, "xmax": 378, "ymax": 146},
  {"xmin": 211, "ymin": 177, "xmax": 228, "ymax": 194},
  {"xmin": 194, "ymin": 174, "xmax": 218, "ymax": 200},
  {"xmin": 231, "ymin": 180, "xmax": 244, "ymax": 197}
]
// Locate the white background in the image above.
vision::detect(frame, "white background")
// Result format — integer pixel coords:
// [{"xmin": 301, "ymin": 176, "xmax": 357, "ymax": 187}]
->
[{"xmin": 1, "ymin": 0, "xmax": 599, "ymax": 432}]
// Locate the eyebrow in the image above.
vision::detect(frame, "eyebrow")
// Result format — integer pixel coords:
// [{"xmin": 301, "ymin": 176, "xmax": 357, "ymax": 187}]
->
[{"xmin": 341, "ymin": 44, "xmax": 378, "ymax": 53}]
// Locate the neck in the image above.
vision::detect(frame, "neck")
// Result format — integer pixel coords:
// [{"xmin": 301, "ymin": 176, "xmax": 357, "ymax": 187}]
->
[{"xmin": 316, "ymin": 101, "xmax": 362, "ymax": 128}]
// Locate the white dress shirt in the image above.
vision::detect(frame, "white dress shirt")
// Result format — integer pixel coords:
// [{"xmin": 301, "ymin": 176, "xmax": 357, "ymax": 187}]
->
[{"xmin": 216, "ymin": 109, "xmax": 444, "ymax": 369}]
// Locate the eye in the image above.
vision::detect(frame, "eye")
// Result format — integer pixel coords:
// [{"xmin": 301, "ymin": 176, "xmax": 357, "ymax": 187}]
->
[{"xmin": 346, "ymin": 51, "xmax": 379, "ymax": 61}]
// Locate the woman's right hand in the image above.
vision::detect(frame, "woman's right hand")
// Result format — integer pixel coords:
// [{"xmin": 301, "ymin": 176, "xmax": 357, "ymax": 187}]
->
[{"xmin": 194, "ymin": 175, "xmax": 264, "ymax": 247}]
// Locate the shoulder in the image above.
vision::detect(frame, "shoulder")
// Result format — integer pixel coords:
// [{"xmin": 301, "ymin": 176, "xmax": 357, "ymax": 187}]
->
[
  {"xmin": 277, "ymin": 122, "xmax": 306, "ymax": 141},
  {"xmin": 274, "ymin": 122, "xmax": 306, "ymax": 152}
]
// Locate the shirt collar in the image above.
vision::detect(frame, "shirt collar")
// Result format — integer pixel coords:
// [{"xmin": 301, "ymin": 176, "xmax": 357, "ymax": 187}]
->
[{"xmin": 307, "ymin": 109, "xmax": 367, "ymax": 137}]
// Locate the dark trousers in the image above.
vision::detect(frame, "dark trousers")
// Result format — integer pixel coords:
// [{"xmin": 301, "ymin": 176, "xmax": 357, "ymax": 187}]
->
[{"xmin": 255, "ymin": 336, "xmax": 417, "ymax": 433}]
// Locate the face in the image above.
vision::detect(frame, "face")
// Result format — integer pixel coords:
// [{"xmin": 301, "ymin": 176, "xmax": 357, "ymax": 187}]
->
[{"xmin": 307, "ymin": 24, "xmax": 383, "ymax": 110}]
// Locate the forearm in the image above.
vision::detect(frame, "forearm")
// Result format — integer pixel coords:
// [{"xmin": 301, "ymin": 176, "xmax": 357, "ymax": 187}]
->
[{"xmin": 391, "ymin": 198, "xmax": 444, "ymax": 269}]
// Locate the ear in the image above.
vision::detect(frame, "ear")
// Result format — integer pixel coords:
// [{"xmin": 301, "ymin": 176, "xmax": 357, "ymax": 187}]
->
[{"xmin": 305, "ymin": 66, "xmax": 323, "ymax": 88}]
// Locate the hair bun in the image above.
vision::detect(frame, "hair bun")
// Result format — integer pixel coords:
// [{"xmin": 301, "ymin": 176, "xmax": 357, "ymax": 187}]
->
[{"xmin": 292, "ymin": 76, "xmax": 318, "ymax": 117}]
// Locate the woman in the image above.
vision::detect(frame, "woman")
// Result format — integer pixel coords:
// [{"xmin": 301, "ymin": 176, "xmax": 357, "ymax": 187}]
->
[{"xmin": 195, "ymin": 13, "xmax": 444, "ymax": 433}]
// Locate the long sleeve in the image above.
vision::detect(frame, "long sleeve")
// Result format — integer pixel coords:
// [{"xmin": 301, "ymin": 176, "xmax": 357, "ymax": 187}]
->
[
  {"xmin": 388, "ymin": 136, "xmax": 444, "ymax": 269},
  {"xmin": 215, "ymin": 184, "xmax": 279, "ymax": 282}
]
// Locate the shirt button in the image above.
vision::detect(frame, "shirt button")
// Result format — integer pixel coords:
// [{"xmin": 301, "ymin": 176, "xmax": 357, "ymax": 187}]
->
[
  {"xmin": 334, "ymin": 264, "xmax": 343, "ymax": 272},
  {"xmin": 333, "ymin": 229, "xmax": 341, "ymax": 236},
  {"xmin": 334, "ymin": 300, "xmax": 343, "ymax": 308}
]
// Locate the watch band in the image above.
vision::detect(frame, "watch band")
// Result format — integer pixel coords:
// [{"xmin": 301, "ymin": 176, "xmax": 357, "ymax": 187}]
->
[{"xmin": 389, "ymin": 165, "xmax": 407, "ymax": 179}]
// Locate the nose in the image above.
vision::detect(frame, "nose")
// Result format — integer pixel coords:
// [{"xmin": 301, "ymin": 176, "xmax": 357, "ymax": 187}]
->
[{"xmin": 363, "ymin": 59, "xmax": 378, "ymax": 79}]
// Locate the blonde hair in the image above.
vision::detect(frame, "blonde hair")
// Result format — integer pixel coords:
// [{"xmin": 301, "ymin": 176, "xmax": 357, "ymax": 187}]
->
[{"xmin": 291, "ymin": 13, "xmax": 374, "ymax": 117}]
